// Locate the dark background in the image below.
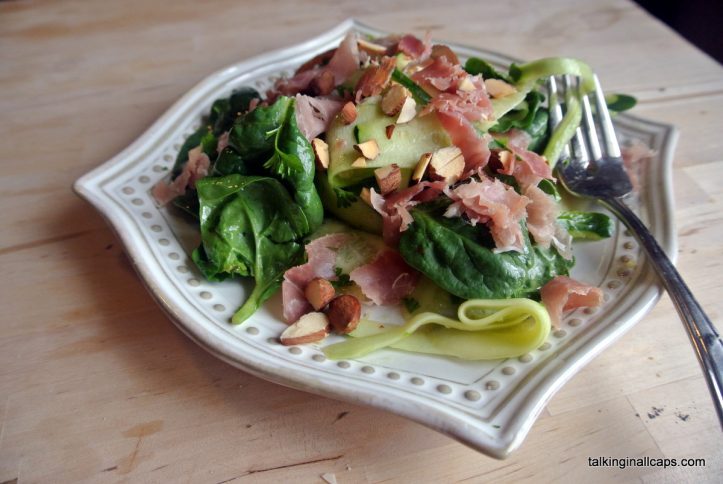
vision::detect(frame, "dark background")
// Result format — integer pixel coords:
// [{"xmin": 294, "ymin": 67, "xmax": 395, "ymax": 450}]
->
[{"xmin": 635, "ymin": 0, "xmax": 722, "ymax": 63}]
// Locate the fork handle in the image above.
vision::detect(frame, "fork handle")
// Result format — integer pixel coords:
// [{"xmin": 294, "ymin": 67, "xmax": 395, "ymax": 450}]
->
[{"xmin": 604, "ymin": 197, "xmax": 723, "ymax": 429}]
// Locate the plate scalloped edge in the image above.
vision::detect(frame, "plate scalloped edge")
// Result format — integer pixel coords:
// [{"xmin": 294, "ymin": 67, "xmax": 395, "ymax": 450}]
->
[{"xmin": 73, "ymin": 19, "xmax": 678, "ymax": 458}]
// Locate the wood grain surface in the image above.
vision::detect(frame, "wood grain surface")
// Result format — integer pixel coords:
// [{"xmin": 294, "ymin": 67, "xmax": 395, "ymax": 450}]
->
[{"xmin": 1, "ymin": 0, "xmax": 722, "ymax": 482}]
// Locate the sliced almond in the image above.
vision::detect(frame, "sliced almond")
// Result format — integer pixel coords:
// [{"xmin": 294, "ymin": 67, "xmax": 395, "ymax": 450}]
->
[
  {"xmin": 311, "ymin": 138, "xmax": 330, "ymax": 171},
  {"xmin": 359, "ymin": 187, "xmax": 373, "ymax": 206},
  {"xmin": 353, "ymin": 140, "xmax": 380, "ymax": 160},
  {"xmin": 458, "ymin": 76, "xmax": 476, "ymax": 92},
  {"xmin": 374, "ymin": 163, "xmax": 401, "ymax": 195},
  {"xmin": 304, "ymin": 277, "xmax": 335, "ymax": 311},
  {"xmin": 340, "ymin": 101, "xmax": 357, "ymax": 124},
  {"xmin": 498, "ymin": 149, "xmax": 514, "ymax": 169},
  {"xmin": 412, "ymin": 152, "xmax": 433, "ymax": 183},
  {"xmin": 351, "ymin": 157, "xmax": 367, "ymax": 168},
  {"xmin": 280, "ymin": 312, "xmax": 329, "ymax": 345},
  {"xmin": 385, "ymin": 124, "xmax": 396, "ymax": 139},
  {"xmin": 396, "ymin": 96, "xmax": 417, "ymax": 124},
  {"xmin": 429, "ymin": 147, "xmax": 465, "ymax": 183},
  {"xmin": 381, "ymin": 85, "xmax": 410, "ymax": 116},
  {"xmin": 357, "ymin": 38, "xmax": 388, "ymax": 55},
  {"xmin": 326, "ymin": 295, "xmax": 361, "ymax": 334},
  {"xmin": 484, "ymin": 78, "xmax": 517, "ymax": 98}
]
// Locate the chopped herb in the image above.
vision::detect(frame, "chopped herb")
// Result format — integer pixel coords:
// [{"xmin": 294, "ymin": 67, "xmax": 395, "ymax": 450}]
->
[
  {"xmin": 402, "ymin": 297, "xmax": 421, "ymax": 313},
  {"xmin": 333, "ymin": 187, "xmax": 358, "ymax": 208},
  {"xmin": 331, "ymin": 267, "xmax": 353, "ymax": 289}
]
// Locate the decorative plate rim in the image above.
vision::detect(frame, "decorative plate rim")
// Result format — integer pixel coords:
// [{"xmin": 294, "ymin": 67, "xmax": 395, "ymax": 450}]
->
[{"xmin": 73, "ymin": 19, "xmax": 678, "ymax": 458}]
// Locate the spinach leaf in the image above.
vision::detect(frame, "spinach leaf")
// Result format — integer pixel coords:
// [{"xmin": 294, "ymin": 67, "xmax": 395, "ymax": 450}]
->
[
  {"xmin": 558, "ymin": 211, "xmax": 613, "ymax": 240},
  {"xmin": 490, "ymin": 91, "xmax": 550, "ymax": 154},
  {"xmin": 193, "ymin": 174, "xmax": 309, "ymax": 323},
  {"xmin": 605, "ymin": 93, "xmax": 637, "ymax": 114},
  {"xmin": 212, "ymin": 147, "xmax": 252, "ymax": 177},
  {"xmin": 399, "ymin": 204, "xmax": 573, "ymax": 300},
  {"xmin": 172, "ymin": 88, "xmax": 261, "ymax": 179},
  {"xmin": 210, "ymin": 87, "xmax": 261, "ymax": 135},
  {"xmin": 227, "ymin": 96, "xmax": 323, "ymax": 231},
  {"xmin": 491, "ymin": 91, "xmax": 545, "ymax": 132}
]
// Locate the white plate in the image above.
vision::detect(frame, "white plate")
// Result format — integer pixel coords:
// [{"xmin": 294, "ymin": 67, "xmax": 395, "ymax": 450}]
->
[{"xmin": 74, "ymin": 20, "xmax": 677, "ymax": 458}]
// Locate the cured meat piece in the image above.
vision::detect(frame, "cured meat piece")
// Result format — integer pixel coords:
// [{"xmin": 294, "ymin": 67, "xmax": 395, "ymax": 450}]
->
[
  {"xmin": 294, "ymin": 94, "xmax": 345, "ymax": 140},
  {"xmin": 349, "ymin": 249, "xmax": 420, "ymax": 305},
  {"xmin": 152, "ymin": 146, "xmax": 210, "ymax": 206},
  {"xmin": 411, "ymin": 55, "xmax": 467, "ymax": 93},
  {"xmin": 525, "ymin": 184, "xmax": 559, "ymax": 250},
  {"xmin": 369, "ymin": 181, "xmax": 446, "ymax": 246},
  {"xmin": 436, "ymin": 112, "xmax": 491, "ymax": 175},
  {"xmin": 444, "ymin": 177, "xmax": 530, "ymax": 253},
  {"xmin": 540, "ymin": 276, "xmax": 603, "ymax": 326},
  {"xmin": 497, "ymin": 129, "xmax": 554, "ymax": 189},
  {"xmin": 396, "ymin": 33, "xmax": 432, "ymax": 61}
]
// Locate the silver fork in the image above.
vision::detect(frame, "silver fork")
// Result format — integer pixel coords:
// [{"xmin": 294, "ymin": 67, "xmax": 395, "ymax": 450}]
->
[{"xmin": 548, "ymin": 74, "xmax": 723, "ymax": 428}]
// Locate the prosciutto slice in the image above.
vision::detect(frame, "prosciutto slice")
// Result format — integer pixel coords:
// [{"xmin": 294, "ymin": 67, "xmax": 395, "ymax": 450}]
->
[
  {"xmin": 216, "ymin": 131, "xmax": 230, "ymax": 152},
  {"xmin": 444, "ymin": 177, "xmax": 530, "ymax": 253},
  {"xmin": 622, "ymin": 141, "xmax": 654, "ymax": 191},
  {"xmin": 268, "ymin": 32, "xmax": 361, "ymax": 100},
  {"xmin": 436, "ymin": 112, "xmax": 491, "ymax": 175},
  {"xmin": 326, "ymin": 32, "xmax": 361, "ymax": 85},
  {"xmin": 349, "ymin": 249, "xmax": 420, "ymax": 305},
  {"xmin": 423, "ymin": 75, "xmax": 493, "ymax": 123},
  {"xmin": 411, "ymin": 55, "xmax": 467, "ymax": 93},
  {"xmin": 369, "ymin": 181, "xmax": 447, "ymax": 246},
  {"xmin": 525, "ymin": 184, "xmax": 559, "ymax": 249},
  {"xmin": 396, "ymin": 33, "xmax": 432, "ymax": 61},
  {"xmin": 294, "ymin": 94, "xmax": 345, "ymax": 140},
  {"xmin": 152, "ymin": 146, "xmax": 210, "ymax": 206},
  {"xmin": 281, "ymin": 233, "xmax": 352, "ymax": 323},
  {"xmin": 540, "ymin": 276, "xmax": 604, "ymax": 326},
  {"xmin": 497, "ymin": 129, "xmax": 554, "ymax": 189}
]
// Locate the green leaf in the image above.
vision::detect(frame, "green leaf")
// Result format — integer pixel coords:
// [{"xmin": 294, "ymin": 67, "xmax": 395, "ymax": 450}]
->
[
  {"xmin": 558, "ymin": 211, "xmax": 613, "ymax": 240},
  {"xmin": 331, "ymin": 267, "xmax": 353, "ymax": 290},
  {"xmin": 399, "ymin": 204, "xmax": 573, "ymax": 300},
  {"xmin": 537, "ymin": 179, "xmax": 561, "ymax": 201},
  {"xmin": 605, "ymin": 93, "xmax": 637, "ymax": 113},
  {"xmin": 193, "ymin": 175, "xmax": 309, "ymax": 324},
  {"xmin": 211, "ymin": 87, "xmax": 262, "ymax": 135},
  {"xmin": 402, "ymin": 296, "xmax": 421, "ymax": 314},
  {"xmin": 227, "ymin": 96, "xmax": 323, "ymax": 232},
  {"xmin": 332, "ymin": 187, "xmax": 358, "ymax": 208}
]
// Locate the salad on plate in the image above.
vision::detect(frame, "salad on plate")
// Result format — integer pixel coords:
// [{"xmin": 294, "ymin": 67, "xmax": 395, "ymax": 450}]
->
[{"xmin": 153, "ymin": 32, "xmax": 639, "ymax": 361}]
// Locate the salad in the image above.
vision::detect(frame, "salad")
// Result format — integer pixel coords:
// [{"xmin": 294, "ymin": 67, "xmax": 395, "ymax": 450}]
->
[{"xmin": 153, "ymin": 32, "xmax": 637, "ymax": 361}]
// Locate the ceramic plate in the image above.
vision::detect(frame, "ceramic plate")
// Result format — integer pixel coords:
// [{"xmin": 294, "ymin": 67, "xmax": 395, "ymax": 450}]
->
[{"xmin": 73, "ymin": 20, "xmax": 677, "ymax": 458}]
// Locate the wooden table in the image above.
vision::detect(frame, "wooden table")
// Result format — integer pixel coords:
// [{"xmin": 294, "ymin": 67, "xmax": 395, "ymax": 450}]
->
[{"xmin": 2, "ymin": 0, "xmax": 722, "ymax": 482}]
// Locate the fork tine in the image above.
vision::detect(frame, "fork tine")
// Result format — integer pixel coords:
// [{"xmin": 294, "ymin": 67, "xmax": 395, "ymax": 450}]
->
[
  {"xmin": 580, "ymin": 77, "xmax": 603, "ymax": 161},
  {"xmin": 563, "ymin": 75, "xmax": 589, "ymax": 163},
  {"xmin": 592, "ymin": 75, "xmax": 622, "ymax": 158},
  {"xmin": 546, "ymin": 77, "xmax": 570, "ymax": 161}
]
